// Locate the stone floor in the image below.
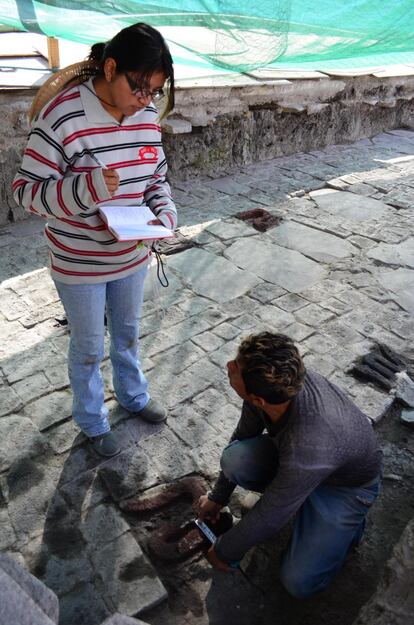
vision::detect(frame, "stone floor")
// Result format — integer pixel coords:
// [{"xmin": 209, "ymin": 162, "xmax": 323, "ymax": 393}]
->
[{"xmin": 0, "ymin": 129, "xmax": 413, "ymax": 625}]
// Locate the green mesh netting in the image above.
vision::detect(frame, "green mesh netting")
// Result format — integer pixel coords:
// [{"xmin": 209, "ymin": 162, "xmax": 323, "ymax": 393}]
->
[{"xmin": 1, "ymin": 0, "xmax": 414, "ymax": 71}]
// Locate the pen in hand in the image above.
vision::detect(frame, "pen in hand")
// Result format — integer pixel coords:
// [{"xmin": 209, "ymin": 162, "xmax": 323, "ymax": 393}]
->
[
  {"xmin": 88, "ymin": 151, "xmax": 119, "ymax": 195},
  {"xmin": 90, "ymin": 152, "xmax": 108, "ymax": 169}
]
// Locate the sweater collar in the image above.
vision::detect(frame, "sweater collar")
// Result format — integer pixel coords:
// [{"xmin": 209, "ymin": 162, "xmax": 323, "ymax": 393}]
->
[{"xmin": 79, "ymin": 78, "xmax": 144, "ymax": 125}]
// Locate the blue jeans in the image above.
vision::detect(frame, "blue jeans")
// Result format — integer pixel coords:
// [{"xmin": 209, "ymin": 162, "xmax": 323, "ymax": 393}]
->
[
  {"xmin": 55, "ymin": 267, "xmax": 149, "ymax": 437},
  {"xmin": 221, "ymin": 435, "xmax": 381, "ymax": 598}
]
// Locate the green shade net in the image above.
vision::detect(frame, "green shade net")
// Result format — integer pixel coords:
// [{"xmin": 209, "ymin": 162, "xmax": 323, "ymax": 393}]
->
[{"xmin": 1, "ymin": 0, "xmax": 414, "ymax": 71}]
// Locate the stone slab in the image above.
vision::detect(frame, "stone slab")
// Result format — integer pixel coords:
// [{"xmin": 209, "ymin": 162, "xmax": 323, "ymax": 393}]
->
[
  {"xmin": 0, "ymin": 385, "xmax": 23, "ymax": 416},
  {"xmin": 161, "ymin": 315, "xmax": 212, "ymax": 343},
  {"xmin": 202, "ymin": 402, "xmax": 241, "ymax": 440},
  {"xmin": 205, "ymin": 219, "xmax": 257, "ymax": 239},
  {"xmin": 353, "ymin": 385, "xmax": 392, "ymax": 422},
  {"xmin": 59, "ymin": 582, "xmax": 109, "ymax": 625},
  {"xmin": 11, "ymin": 372, "xmax": 51, "ymax": 404},
  {"xmin": 24, "ymin": 390, "xmax": 73, "ymax": 431},
  {"xmin": 303, "ymin": 352, "xmax": 337, "ymax": 378},
  {"xmin": 376, "ymin": 268, "xmax": 414, "ymax": 313},
  {"xmin": 44, "ymin": 419, "xmax": 86, "ymax": 455},
  {"xmin": 139, "ymin": 427, "xmax": 196, "ymax": 481},
  {"xmin": 0, "ymin": 415, "xmax": 47, "ymax": 472},
  {"xmin": 1, "ymin": 342, "xmax": 65, "ymax": 384},
  {"xmin": 7, "ymin": 459, "xmax": 68, "ymax": 542},
  {"xmin": 311, "ymin": 189, "xmax": 390, "ymax": 222},
  {"xmin": 248, "ymin": 282, "xmax": 287, "ymax": 303},
  {"xmin": 81, "ymin": 504, "xmax": 130, "ymax": 548},
  {"xmin": 322, "ymin": 317, "xmax": 366, "ymax": 346},
  {"xmin": 0, "ymin": 287, "xmax": 30, "ymax": 320},
  {"xmin": 266, "ymin": 220, "xmax": 357, "ymax": 263},
  {"xmin": 99, "ymin": 446, "xmax": 160, "ymax": 502},
  {"xmin": 59, "ymin": 469, "xmax": 107, "ymax": 515},
  {"xmin": 224, "ymin": 238, "xmax": 327, "ymax": 293},
  {"xmin": 275, "ymin": 293, "xmax": 309, "ymax": 312},
  {"xmin": 212, "ymin": 321, "xmax": 240, "ymax": 340},
  {"xmin": 367, "ymin": 239, "xmax": 414, "ymax": 269},
  {"xmin": 295, "ymin": 303, "xmax": 335, "ymax": 327},
  {"xmin": 0, "ymin": 508, "xmax": 16, "ymax": 550},
  {"xmin": 41, "ymin": 553, "xmax": 94, "ymax": 596},
  {"xmin": 142, "ymin": 267, "xmax": 189, "ymax": 314},
  {"xmin": 220, "ymin": 294, "xmax": 259, "ymax": 318},
  {"xmin": 209, "ymin": 338, "xmax": 240, "ymax": 369},
  {"xmin": 167, "ymin": 248, "xmax": 260, "ymax": 303},
  {"xmin": 192, "ymin": 329, "xmax": 225, "ymax": 352},
  {"xmin": 168, "ymin": 404, "xmax": 219, "ymax": 448},
  {"xmin": 203, "ymin": 176, "xmax": 253, "ymax": 196},
  {"xmin": 92, "ymin": 532, "xmax": 167, "ymax": 616},
  {"xmin": 284, "ymin": 321, "xmax": 315, "ymax": 343},
  {"xmin": 149, "ymin": 340, "xmax": 205, "ymax": 376},
  {"xmin": 140, "ymin": 304, "xmax": 188, "ymax": 337},
  {"xmin": 145, "ymin": 362, "xmax": 212, "ymax": 408},
  {"xmin": 177, "ymin": 294, "xmax": 220, "ymax": 316},
  {"xmin": 254, "ymin": 304, "xmax": 295, "ymax": 329}
]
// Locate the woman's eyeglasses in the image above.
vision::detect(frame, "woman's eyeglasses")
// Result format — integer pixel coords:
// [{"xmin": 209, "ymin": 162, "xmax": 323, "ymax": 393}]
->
[{"xmin": 124, "ymin": 73, "xmax": 165, "ymax": 101}]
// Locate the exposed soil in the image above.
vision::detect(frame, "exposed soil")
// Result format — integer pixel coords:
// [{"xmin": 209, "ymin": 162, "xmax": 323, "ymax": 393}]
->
[{"xmin": 124, "ymin": 399, "xmax": 414, "ymax": 625}]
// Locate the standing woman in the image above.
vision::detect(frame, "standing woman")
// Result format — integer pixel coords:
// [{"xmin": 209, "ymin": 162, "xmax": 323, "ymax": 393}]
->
[{"xmin": 13, "ymin": 23, "xmax": 177, "ymax": 457}]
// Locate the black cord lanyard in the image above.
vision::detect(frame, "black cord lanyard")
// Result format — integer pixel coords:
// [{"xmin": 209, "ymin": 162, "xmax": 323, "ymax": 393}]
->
[{"xmin": 151, "ymin": 244, "xmax": 169, "ymax": 287}]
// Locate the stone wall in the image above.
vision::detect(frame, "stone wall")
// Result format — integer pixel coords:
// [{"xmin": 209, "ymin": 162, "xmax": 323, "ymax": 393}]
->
[
  {"xmin": 163, "ymin": 75, "xmax": 414, "ymax": 180},
  {"xmin": 1, "ymin": 74, "xmax": 414, "ymax": 225},
  {"xmin": 0, "ymin": 90, "xmax": 31, "ymax": 224}
]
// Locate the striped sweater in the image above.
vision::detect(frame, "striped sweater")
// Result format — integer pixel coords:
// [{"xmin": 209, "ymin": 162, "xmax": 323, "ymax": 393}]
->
[{"xmin": 13, "ymin": 79, "xmax": 177, "ymax": 284}]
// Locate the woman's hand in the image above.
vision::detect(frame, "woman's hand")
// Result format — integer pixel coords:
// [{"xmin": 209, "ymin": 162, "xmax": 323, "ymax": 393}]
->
[
  {"xmin": 195, "ymin": 494, "xmax": 223, "ymax": 523},
  {"xmin": 147, "ymin": 218, "xmax": 163, "ymax": 225},
  {"xmin": 102, "ymin": 168, "xmax": 120, "ymax": 196}
]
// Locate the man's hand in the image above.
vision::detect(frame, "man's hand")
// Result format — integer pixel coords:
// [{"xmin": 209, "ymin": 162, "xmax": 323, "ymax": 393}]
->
[
  {"xmin": 147, "ymin": 218, "xmax": 163, "ymax": 226},
  {"xmin": 195, "ymin": 494, "xmax": 223, "ymax": 522},
  {"xmin": 102, "ymin": 168, "xmax": 120, "ymax": 196},
  {"xmin": 206, "ymin": 545, "xmax": 236, "ymax": 573}
]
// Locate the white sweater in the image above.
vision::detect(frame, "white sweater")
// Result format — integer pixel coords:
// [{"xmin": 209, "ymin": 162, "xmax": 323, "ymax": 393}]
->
[{"xmin": 13, "ymin": 79, "xmax": 177, "ymax": 284}]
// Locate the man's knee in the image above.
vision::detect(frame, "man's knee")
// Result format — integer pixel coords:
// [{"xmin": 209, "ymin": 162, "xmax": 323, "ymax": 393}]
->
[
  {"xmin": 279, "ymin": 561, "xmax": 327, "ymax": 599},
  {"xmin": 220, "ymin": 442, "xmax": 244, "ymax": 484}
]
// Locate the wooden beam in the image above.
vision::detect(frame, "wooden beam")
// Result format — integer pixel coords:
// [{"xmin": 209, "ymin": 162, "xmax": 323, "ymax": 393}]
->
[{"xmin": 46, "ymin": 36, "xmax": 60, "ymax": 70}]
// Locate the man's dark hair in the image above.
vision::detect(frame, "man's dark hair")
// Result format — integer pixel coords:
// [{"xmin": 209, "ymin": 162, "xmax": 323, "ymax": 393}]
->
[{"xmin": 238, "ymin": 332, "xmax": 305, "ymax": 404}]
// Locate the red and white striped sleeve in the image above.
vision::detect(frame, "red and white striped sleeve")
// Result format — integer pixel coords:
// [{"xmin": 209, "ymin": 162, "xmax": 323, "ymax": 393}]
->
[
  {"xmin": 143, "ymin": 143, "xmax": 177, "ymax": 231},
  {"xmin": 12, "ymin": 118, "xmax": 112, "ymax": 218}
]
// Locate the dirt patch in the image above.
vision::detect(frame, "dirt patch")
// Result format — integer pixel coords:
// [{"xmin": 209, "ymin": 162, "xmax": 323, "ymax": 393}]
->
[
  {"xmin": 133, "ymin": 402, "xmax": 414, "ymax": 625},
  {"xmin": 235, "ymin": 208, "xmax": 283, "ymax": 232}
]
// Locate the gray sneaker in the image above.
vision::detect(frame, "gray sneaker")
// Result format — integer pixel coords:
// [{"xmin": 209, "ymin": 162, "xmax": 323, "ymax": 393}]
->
[
  {"xmin": 135, "ymin": 398, "xmax": 167, "ymax": 423},
  {"xmin": 89, "ymin": 431, "xmax": 120, "ymax": 457}
]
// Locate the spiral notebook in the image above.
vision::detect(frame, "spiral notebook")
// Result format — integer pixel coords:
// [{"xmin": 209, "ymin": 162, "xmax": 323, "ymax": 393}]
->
[{"xmin": 99, "ymin": 205, "xmax": 173, "ymax": 241}]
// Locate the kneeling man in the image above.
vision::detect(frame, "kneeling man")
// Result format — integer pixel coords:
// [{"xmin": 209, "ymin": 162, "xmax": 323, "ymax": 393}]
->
[{"xmin": 197, "ymin": 332, "xmax": 382, "ymax": 598}]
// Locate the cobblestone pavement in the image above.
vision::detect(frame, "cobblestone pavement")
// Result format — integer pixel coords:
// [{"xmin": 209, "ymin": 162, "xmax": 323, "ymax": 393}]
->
[{"xmin": 0, "ymin": 129, "xmax": 413, "ymax": 625}]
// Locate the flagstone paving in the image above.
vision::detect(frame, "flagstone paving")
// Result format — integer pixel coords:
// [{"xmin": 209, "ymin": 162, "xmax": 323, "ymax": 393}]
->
[{"xmin": 0, "ymin": 129, "xmax": 413, "ymax": 625}]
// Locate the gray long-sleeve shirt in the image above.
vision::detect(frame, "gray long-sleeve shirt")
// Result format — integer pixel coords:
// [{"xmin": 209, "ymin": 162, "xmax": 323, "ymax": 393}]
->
[{"xmin": 212, "ymin": 370, "xmax": 382, "ymax": 563}]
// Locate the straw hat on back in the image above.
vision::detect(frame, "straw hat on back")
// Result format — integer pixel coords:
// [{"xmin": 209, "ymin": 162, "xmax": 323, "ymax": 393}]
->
[{"xmin": 29, "ymin": 60, "xmax": 99, "ymax": 123}]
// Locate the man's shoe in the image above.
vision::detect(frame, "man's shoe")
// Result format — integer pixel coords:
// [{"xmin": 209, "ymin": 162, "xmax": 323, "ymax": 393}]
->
[
  {"xmin": 135, "ymin": 398, "xmax": 167, "ymax": 423},
  {"xmin": 89, "ymin": 431, "xmax": 120, "ymax": 457}
]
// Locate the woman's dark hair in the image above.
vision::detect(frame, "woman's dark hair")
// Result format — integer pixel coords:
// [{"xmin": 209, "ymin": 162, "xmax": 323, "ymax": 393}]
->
[
  {"xmin": 87, "ymin": 22, "xmax": 174, "ymax": 117},
  {"xmin": 238, "ymin": 332, "xmax": 305, "ymax": 404}
]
